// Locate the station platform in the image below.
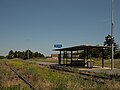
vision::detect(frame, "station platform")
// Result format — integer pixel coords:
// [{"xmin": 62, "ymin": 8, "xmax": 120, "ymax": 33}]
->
[{"xmin": 79, "ymin": 66, "xmax": 120, "ymax": 75}]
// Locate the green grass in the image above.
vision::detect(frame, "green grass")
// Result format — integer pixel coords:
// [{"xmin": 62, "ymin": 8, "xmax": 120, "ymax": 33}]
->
[
  {"xmin": 5, "ymin": 59, "xmax": 120, "ymax": 90},
  {"xmin": 1, "ymin": 58, "xmax": 120, "ymax": 89},
  {"xmin": 0, "ymin": 60, "xmax": 30, "ymax": 90},
  {"xmin": 30, "ymin": 58, "xmax": 120, "ymax": 69},
  {"xmin": 92, "ymin": 58, "xmax": 120, "ymax": 69},
  {"xmin": 0, "ymin": 85, "xmax": 21, "ymax": 90},
  {"xmin": 3, "ymin": 58, "xmax": 120, "ymax": 68},
  {"xmin": 30, "ymin": 58, "xmax": 58, "ymax": 63}
]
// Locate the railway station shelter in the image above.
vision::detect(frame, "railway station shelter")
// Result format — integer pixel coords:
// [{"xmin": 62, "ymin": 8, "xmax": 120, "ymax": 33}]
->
[{"xmin": 53, "ymin": 45, "xmax": 111, "ymax": 68}]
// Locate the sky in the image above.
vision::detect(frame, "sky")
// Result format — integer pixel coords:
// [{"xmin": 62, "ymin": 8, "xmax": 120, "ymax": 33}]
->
[{"xmin": 0, "ymin": 0, "xmax": 120, "ymax": 56}]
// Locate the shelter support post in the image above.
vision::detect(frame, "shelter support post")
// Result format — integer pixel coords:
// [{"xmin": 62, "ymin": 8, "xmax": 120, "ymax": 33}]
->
[
  {"xmin": 63, "ymin": 51, "xmax": 65, "ymax": 65},
  {"xmin": 66, "ymin": 51, "xmax": 67, "ymax": 65},
  {"xmin": 86, "ymin": 48, "xmax": 89, "ymax": 60},
  {"xmin": 84, "ymin": 49, "xmax": 86, "ymax": 64},
  {"xmin": 58, "ymin": 50, "xmax": 61, "ymax": 65},
  {"xmin": 71, "ymin": 50, "xmax": 73, "ymax": 66}
]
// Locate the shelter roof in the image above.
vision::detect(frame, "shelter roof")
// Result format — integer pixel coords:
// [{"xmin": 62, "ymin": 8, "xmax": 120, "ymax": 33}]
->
[{"xmin": 53, "ymin": 45, "xmax": 111, "ymax": 51}]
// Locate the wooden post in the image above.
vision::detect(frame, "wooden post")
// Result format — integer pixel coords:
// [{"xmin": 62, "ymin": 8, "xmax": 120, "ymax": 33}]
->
[
  {"xmin": 58, "ymin": 50, "xmax": 61, "ymax": 65},
  {"xmin": 71, "ymin": 50, "xmax": 73, "ymax": 66},
  {"xmin": 102, "ymin": 48, "xmax": 104, "ymax": 68},
  {"xmin": 63, "ymin": 51, "xmax": 65, "ymax": 65},
  {"xmin": 87, "ymin": 48, "xmax": 88, "ymax": 60},
  {"xmin": 84, "ymin": 49, "xmax": 86, "ymax": 65},
  {"xmin": 66, "ymin": 51, "xmax": 67, "ymax": 65},
  {"xmin": 77, "ymin": 50, "xmax": 79, "ymax": 61}
]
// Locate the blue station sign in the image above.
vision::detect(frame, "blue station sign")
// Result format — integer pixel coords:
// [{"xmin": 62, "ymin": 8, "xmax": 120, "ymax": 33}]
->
[{"xmin": 54, "ymin": 44, "xmax": 62, "ymax": 48}]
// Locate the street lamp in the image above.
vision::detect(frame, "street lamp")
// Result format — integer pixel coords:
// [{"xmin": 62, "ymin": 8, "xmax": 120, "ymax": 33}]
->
[{"xmin": 111, "ymin": 0, "xmax": 114, "ymax": 70}]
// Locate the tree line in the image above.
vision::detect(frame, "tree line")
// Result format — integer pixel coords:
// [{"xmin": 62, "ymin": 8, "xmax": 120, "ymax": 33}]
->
[
  {"xmin": 6, "ymin": 50, "xmax": 45, "ymax": 60},
  {"xmin": 79, "ymin": 48, "xmax": 120, "ymax": 59}
]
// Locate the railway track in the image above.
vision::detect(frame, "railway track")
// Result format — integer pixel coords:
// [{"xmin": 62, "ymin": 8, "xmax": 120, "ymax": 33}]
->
[
  {"xmin": 34, "ymin": 62, "xmax": 120, "ymax": 84},
  {"xmin": 48, "ymin": 65, "xmax": 106, "ymax": 84},
  {"xmin": 15, "ymin": 61, "xmax": 107, "ymax": 84},
  {"xmin": 5, "ymin": 62, "xmax": 36, "ymax": 90}
]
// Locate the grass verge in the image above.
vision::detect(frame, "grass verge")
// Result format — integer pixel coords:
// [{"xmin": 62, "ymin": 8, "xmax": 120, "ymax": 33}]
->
[{"xmin": 5, "ymin": 59, "xmax": 120, "ymax": 90}]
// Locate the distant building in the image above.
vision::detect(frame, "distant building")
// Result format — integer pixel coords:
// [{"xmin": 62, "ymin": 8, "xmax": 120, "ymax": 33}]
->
[{"xmin": 51, "ymin": 54, "xmax": 58, "ymax": 60}]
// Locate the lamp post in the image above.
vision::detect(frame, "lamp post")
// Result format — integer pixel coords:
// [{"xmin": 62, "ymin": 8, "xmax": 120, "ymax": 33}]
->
[
  {"xmin": 111, "ymin": 0, "xmax": 114, "ymax": 70},
  {"xmin": 27, "ymin": 39, "xmax": 30, "ymax": 60},
  {"xmin": 28, "ymin": 49, "xmax": 29, "ymax": 60}
]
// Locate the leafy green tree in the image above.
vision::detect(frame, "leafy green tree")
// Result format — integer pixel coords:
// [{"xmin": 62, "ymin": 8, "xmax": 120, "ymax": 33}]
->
[
  {"xmin": 23, "ymin": 50, "xmax": 29, "ymax": 60},
  {"xmin": 114, "ymin": 50, "xmax": 120, "ymax": 59},
  {"xmin": 17, "ymin": 51, "xmax": 23, "ymax": 58},
  {"xmin": 23, "ymin": 50, "xmax": 33, "ymax": 60},
  {"xmin": 6, "ymin": 50, "xmax": 45, "ymax": 60},
  {"xmin": 104, "ymin": 34, "xmax": 116, "ymax": 47},
  {"xmin": 104, "ymin": 35, "xmax": 112, "ymax": 46},
  {"xmin": 7, "ymin": 50, "xmax": 14, "ymax": 59},
  {"xmin": 0, "ymin": 56, "xmax": 5, "ymax": 59},
  {"xmin": 104, "ymin": 34, "xmax": 119, "ymax": 59},
  {"xmin": 103, "ymin": 49, "xmax": 111, "ymax": 59},
  {"xmin": 79, "ymin": 48, "xmax": 102, "ymax": 59},
  {"xmin": 89, "ymin": 48, "xmax": 102, "ymax": 58},
  {"xmin": 34, "ymin": 52, "xmax": 39, "ymax": 58},
  {"xmin": 14, "ymin": 51, "xmax": 18, "ymax": 58},
  {"xmin": 79, "ymin": 51, "xmax": 85, "ymax": 59},
  {"xmin": 38, "ymin": 53, "xmax": 44, "ymax": 58}
]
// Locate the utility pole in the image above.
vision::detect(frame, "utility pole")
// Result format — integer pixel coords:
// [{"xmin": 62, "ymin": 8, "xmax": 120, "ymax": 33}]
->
[
  {"xmin": 27, "ymin": 39, "xmax": 30, "ymax": 60},
  {"xmin": 111, "ymin": 0, "xmax": 114, "ymax": 70},
  {"xmin": 28, "ymin": 49, "xmax": 29, "ymax": 60}
]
